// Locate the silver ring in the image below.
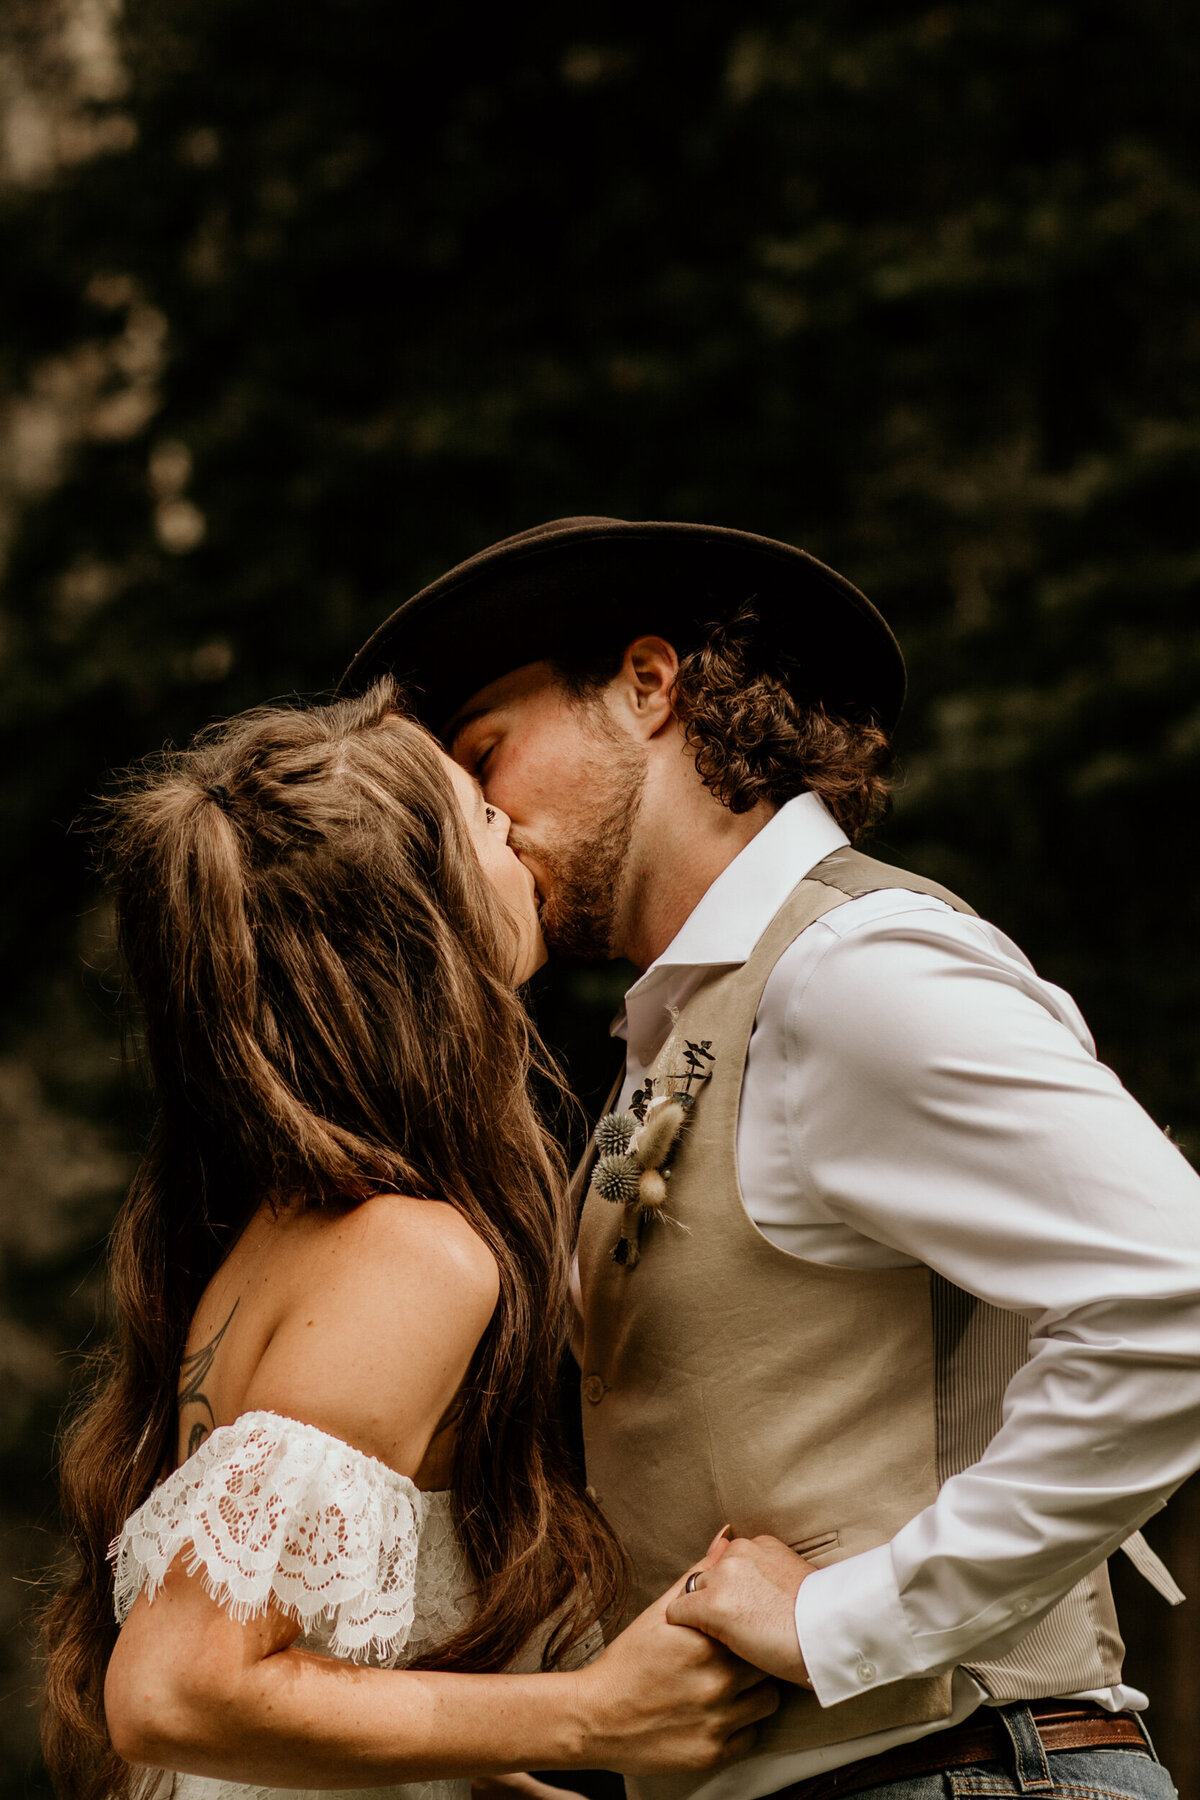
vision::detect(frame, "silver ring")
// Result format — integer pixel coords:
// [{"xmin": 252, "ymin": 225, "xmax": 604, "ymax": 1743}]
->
[{"xmin": 684, "ymin": 1571, "xmax": 700, "ymax": 1594}]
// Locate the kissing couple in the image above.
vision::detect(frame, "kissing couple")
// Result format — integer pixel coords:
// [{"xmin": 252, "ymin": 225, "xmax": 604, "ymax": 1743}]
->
[{"xmin": 44, "ymin": 519, "xmax": 1197, "ymax": 1800}]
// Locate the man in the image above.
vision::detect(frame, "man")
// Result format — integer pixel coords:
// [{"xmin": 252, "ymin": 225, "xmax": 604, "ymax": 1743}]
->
[{"xmin": 342, "ymin": 517, "xmax": 1198, "ymax": 1800}]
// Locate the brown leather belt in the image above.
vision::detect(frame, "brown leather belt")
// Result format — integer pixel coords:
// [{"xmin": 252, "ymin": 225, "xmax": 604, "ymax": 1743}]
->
[{"xmin": 764, "ymin": 1702, "xmax": 1149, "ymax": 1800}]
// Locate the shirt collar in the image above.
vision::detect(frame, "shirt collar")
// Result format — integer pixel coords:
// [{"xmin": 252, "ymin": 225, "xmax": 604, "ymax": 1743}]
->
[{"xmin": 612, "ymin": 792, "xmax": 849, "ymax": 1040}]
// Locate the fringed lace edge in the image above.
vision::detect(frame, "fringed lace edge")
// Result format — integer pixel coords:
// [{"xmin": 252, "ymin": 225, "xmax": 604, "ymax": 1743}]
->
[
  {"xmin": 108, "ymin": 1412, "xmax": 427, "ymax": 1664},
  {"xmin": 110, "ymin": 1530, "xmax": 418, "ymax": 1664}
]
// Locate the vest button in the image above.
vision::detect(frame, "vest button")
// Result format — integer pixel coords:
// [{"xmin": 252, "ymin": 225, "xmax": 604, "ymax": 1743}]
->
[
  {"xmin": 1016, "ymin": 1596, "xmax": 1034, "ymax": 1615},
  {"xmin": 856, "ymin": 1660, "xmax": 877, "ymax": 1684},
  {"xmin": 582, "ymin": 1374, "xmax": 607, "ymax": 1405}
]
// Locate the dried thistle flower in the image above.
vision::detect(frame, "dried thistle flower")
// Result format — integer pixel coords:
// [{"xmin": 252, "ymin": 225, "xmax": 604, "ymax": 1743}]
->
[
  {"xmin": 595, "ymin": 1110, "xmax": 637, "ymax": 1158},
  {"xmin": 593, "ymin": 1151, "xmax": 642, "ymax": 1205}
]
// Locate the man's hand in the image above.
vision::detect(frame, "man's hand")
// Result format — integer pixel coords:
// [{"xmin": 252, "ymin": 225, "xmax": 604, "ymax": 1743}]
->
[{"xmin": 665, "ymin": 1535, "xmax": 816, "ymax": 1688}]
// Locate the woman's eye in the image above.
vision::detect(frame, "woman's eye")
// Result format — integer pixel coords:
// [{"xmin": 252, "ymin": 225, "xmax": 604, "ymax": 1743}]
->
[{"xmin": 485, "ymin": 805, "xmax": 497, "ymax": 827}]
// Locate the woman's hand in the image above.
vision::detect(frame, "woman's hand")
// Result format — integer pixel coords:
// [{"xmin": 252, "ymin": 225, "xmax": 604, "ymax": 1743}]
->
[
  {"xmin": 665, "ymin": 1534, "xmax": 816, "ymax": 1687},
  {"xmin": 574, "ymin": 1538, "xmax": 779, "ymax": 1774}
]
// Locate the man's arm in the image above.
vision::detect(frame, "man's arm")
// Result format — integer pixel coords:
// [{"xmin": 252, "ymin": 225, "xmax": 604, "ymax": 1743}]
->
[{"xmin": 676, "ymin": 900, "xmax": 1200, "ymax": 1701}]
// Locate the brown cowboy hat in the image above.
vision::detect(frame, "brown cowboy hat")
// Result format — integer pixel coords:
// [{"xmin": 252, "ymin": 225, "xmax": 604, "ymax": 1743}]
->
[{"xmin": 339, "ymin": 515, "xmax": 905, "ymax": 735}]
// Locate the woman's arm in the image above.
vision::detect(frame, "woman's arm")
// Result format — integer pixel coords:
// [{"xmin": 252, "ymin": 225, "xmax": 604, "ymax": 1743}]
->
[
  {"xmin": 104, "ymin": 1200, "xmax": 776, "ymax": 1784},
  {"xmin": 105, "ymin": 1550, "xmax": 774, "ymax": 1785}
]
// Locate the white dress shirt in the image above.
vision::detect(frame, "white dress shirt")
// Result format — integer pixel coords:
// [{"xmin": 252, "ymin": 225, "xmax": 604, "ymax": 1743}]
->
[{"xmin": 611, "ymin": 794, "xmax": 1200, "ymax": 1799}]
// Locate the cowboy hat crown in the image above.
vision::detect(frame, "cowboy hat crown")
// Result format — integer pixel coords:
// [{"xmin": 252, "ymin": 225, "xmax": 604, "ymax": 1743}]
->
[{"xmin": 340, "ymin": 515, "xmax": 905, "ymax": 734}]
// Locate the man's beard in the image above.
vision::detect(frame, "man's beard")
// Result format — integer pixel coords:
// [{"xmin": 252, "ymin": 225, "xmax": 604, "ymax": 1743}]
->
[{"xmin": 513, "ymin": 737, "xmax": 647, "ymax": 964}]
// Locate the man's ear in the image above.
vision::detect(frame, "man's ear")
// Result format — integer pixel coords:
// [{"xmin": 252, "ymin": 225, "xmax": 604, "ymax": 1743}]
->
[{"xmin": 616, "ymin": 637, "xmax": 680, "ymax": 739}]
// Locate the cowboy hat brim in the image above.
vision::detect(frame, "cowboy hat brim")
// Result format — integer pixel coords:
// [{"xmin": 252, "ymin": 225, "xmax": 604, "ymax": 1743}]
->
[{"xmin": 339, "ymin": 516, "xmax": 905, "ymax": 735}]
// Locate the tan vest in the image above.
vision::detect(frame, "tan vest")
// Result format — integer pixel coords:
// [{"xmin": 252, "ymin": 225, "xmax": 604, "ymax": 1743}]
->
[{"xmin": 577, "ymin": 847, "xmax": 1124, "ymax": 1800}]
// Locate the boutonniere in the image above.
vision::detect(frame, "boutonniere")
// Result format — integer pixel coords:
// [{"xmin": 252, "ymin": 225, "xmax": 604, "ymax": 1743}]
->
[{"xmin": 590, "ymin": 1038, "xmax": 716, "ymax": 1266}]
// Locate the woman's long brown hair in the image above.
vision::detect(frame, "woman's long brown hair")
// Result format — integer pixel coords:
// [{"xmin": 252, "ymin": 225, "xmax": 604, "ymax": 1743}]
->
[{"xmin": 41, "ymin": 677, "xmax": 626, "ymax": 1800}]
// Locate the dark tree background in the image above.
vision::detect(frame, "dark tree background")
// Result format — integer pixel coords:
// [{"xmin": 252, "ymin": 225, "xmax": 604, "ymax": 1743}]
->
[{"xmin": 2, "ymin": 1, "xmax": 1199, "ymax": 1793}]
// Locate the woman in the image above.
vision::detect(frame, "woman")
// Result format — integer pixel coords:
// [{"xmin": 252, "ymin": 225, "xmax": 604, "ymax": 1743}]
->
[{"xmin": 42, "ymin": 678, "xmax": 775, "ymax": 1800}]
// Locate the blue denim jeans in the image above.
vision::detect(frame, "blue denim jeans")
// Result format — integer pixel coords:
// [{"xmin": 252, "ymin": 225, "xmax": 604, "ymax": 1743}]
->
[{"xmin": 853, "ymin": 1704, "xmax": 1178, "ymax": 1800}]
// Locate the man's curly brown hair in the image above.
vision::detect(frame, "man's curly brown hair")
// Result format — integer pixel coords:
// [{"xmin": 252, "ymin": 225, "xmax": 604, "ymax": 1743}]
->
[{"xmin": 557, "ymin": 605, "xmax": 895, "ymax": 843}]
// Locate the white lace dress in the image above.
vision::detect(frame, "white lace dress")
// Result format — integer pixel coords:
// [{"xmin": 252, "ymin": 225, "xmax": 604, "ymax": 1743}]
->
[{"xmin": 111, "ymin": 1409, "xmax": 562, "ymax": 1800}]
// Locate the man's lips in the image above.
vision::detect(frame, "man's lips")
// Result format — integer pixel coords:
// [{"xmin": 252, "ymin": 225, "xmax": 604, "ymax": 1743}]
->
[{"xmin": 513, "ymin": 845, "xmax": 552, "ymax": 911}]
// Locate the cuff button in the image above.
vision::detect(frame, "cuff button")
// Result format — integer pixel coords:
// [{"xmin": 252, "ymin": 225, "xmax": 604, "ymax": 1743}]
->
[{"xmin": 856, "ymin": 1660, "xmax": 877, "ymax": 1683}]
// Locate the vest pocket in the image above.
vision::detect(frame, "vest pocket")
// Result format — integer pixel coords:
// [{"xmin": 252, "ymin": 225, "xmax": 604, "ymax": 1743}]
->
[{"xmin": 788, "ymin": 1528, "xmax": 840, "ymax": 1562}]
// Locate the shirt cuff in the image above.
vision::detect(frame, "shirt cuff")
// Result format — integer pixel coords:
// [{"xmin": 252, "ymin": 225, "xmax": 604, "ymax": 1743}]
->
[{"xmin": 794, "ymin": 1546, "xmax": 925, "ymax": 1707}]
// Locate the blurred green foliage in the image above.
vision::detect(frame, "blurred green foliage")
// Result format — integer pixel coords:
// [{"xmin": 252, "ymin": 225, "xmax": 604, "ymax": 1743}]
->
[{"xmin": 2, "ymin": 0, "xmax": 1199, "ymax": 1793}]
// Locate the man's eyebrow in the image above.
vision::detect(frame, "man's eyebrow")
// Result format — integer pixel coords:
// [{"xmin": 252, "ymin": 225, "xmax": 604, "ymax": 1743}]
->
[{"xmin": 446, "ymin": 705, "xmax": 490, "ymax": 749}]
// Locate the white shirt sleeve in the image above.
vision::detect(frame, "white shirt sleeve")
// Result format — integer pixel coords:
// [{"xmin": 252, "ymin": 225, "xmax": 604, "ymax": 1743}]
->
[{"xmin": 775, "ymin": 899, "xmax": 1200, "ymax": 1706}]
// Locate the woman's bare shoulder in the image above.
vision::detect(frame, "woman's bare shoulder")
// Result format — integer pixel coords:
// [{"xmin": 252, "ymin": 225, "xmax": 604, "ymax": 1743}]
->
[
  {"xmin": 340, "ymin": 1192, "xmax": 500, "ymax": 1299},
  {"xmin": 239, "ymin": 1195, "xmax": 500, "ymax": 1476}
]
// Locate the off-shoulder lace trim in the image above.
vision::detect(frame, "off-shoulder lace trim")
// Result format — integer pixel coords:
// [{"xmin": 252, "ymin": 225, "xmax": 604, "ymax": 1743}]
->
[{"xmin": 110, "ymin": 1410, "xmax": 431, "ymax": 1663}]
